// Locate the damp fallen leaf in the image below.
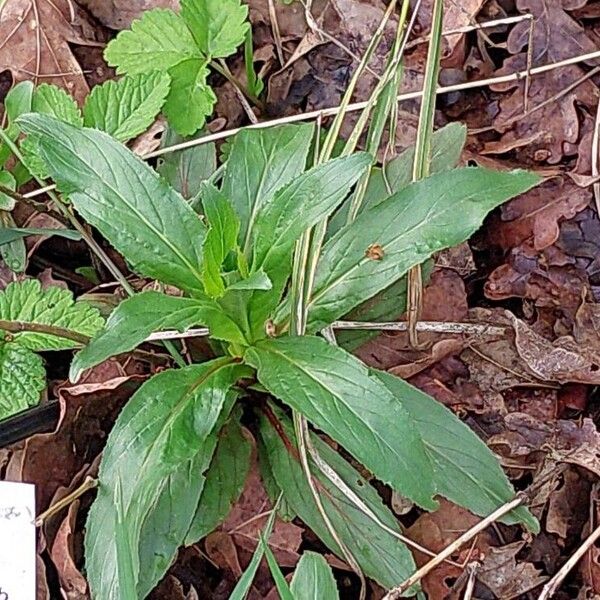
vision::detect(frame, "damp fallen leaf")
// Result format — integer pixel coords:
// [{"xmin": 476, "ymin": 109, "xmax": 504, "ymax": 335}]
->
[{"xmin": 0, "ymin": 0, "xmax": 101, "ymax": 104}]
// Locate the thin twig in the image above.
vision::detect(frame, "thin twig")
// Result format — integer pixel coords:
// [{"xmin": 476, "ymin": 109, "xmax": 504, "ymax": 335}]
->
[
  {"xmin": 383, "ymin": 495, "xmax": 525, "ymax": 599},
  {"xmin": 537, "ymin": 522, "xmax": 600, "ymax": 600},
  {"xmin": 332, "ymin": 319, "xmax": 507, "ymax": 335},
  {"xmin": 0, "ymin": 319, "xmax": 90, "ymax": 345},
  {"xmin": 35, "ymin": 476, "xmax": 98, "ymax": 527},
  {"xmin": 406, "ymin": 14, "xmax": 533, "ymax": 49},
  {"xmin": 463, "ymin": 561, "xmax": 480, "ymax": 600},
  {"xmin": 21, "ymin": 46, "xmax": 600, "ymax": 201},
  {"xmin": 268, "ymin": 0, "xmax": 285, "ymax": 66},
  {"xmin": 0, "ymin": 183, "xmax": 70, "ymax": 226}
]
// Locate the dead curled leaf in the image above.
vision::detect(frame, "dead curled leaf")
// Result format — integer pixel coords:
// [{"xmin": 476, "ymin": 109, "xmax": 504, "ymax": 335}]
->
[
  {"xmin": 0, "ymin": 0, "xmax": 103, "ymax": 104},
  {"xmin": 508, "ymin": 313, "xmax": 600, "ymax": 384},
  {"xmin": 50, "ymin": 500, "xmax": 88, "ymax": 600},
  {"xmin": 76, "ymin": 0, "xmax": 179, "ymax": 30},
  {"xmin": 490, "ymin": 178, "xmax": 592, "ymax": 252}
]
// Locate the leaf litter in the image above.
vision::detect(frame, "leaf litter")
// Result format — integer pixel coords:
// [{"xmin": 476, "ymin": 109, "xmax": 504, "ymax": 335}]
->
[{"xmin": 3, "ymin": 0, "xmax": 600, "ymax": 597}]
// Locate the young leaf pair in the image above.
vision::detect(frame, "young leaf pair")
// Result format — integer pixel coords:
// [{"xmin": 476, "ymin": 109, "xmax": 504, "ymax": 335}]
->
[{"xmin": 17, "ymin": 113, "xmax": 540, "ymax": 598}]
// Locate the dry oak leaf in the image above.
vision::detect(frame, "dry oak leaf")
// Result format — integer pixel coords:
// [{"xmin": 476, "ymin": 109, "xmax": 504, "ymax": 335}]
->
[
  {"xmin": 508, "ymin": 312, "xmax": 600, "ymax": 384},
  {"xmin": 492, "ymin": 177, "xmax": 591, "ymax": 251},
  {"xmin": 0, "ymin": 0, "xmax": 100, "ymax": 104},
  {"xmin": 486, "ymin": 56, "xmax": 598, "ymax": 164},
  {"xmin": 508, "ymin": 0, "xmax": 594, "ymax": 65},
  {"xmin": 477, "ymin": 541, "xmax": 547, "ymax": 597},
  {"xmin": 76, "ymin": 0, "xmax": 179, "ymax": 30}
]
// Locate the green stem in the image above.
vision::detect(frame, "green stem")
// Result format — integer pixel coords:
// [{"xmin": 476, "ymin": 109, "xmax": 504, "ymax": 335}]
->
[{"xmin": 211, "ymin": 59, "xmax": 265, "ymax": 110}]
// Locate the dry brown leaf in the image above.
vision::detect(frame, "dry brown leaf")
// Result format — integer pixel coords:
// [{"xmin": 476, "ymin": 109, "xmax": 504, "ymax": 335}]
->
[
  {"xmin": 494, "ymin": 413, "xmax": 600, "ymax": 479},
  {"xmin": 407, "ymin": 498, "xmax": 491, "ymax": 598},
  {"xmin": 509, "ymin": 313, "xmax": 600, "ymax": 384},
  {"xmin": 77, "ymin": 0, "xmax": 179, "ymax": 29},
  {"xmin": 491, "ymin": 178, "xmax": 592, "ymax": 251},
  {"xmin": 222, "ymin": 460, "xmax": 302, "ymax": 568},
  {"xmin": 486, "ymin": 57, "xmax": 598, "ymax": 164},
  {"xmin": 546, "ymin": 468, "xmax": 591, "ymax": 539},
  {"xmin": 356, "ymin": 269, "xmax": 468, "ymax": 372},
  {"xmin": 485, "ymin": 242, "xmax": 590, "ymax": 311},
  {"xmin": 508, "ymin": 0, "xmax": 593, "ymax": 64},
  {"xmin": 17, "ymin": 376, "xmax": 143, "ymax": 511},
  {"xmin": 0, "ymin": 0, "xmax": 102, "ymax": 104},
  {"xmin": 477, "ymin": 541, "xmax": 547, "ymax": 597},
  {"xmin": 50, "ymin": 500, "xmax": 88, "ymax": 599}
]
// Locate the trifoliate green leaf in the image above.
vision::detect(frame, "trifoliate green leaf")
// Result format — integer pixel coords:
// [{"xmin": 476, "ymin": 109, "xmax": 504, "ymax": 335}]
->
[
  {"xmin": 83, "ymin": 72, "xmax": 171, "ymax": 142},
  {"xmin": 164, "ymin": 58, "xmax": 216, "ymax": 136},
  {"xmin": 0, "ymin": 280, "xmax": 104, "ymax": 351},
  {"xmin": 104, "ymin": 9, "xmax": 200, "ymax": 75},
  {"xmin": 181, "ymin": 0, "xmax": 249, "ymax": 58},
  {"xmin": 0, "ymin": 341, "xmax": 45, "ymax": 419}
]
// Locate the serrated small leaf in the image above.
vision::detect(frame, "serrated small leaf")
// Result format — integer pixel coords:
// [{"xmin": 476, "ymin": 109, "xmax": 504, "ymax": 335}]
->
[
  {"xmin": 185, "ymin": 411, "xmax": 252, "ymax": 543},
  {"xmin": 83, "ymin": 72, "xmax": 171, "ymax": 142},
  {"xmin": 32, "ymin": 84, "xmax": 83, "ymax": 126},
  {"xmin": 164, "ymin": 58, "xmax": 216, "ymax": 136},
  {"xmin": 18, "ymin": 115, "xmax": 208, "ymax": 296},
  {"xmin": 201, "ymin": 183, "xmax": 240, "ymax": 297},
  {"xmin": 181, "ymin": 0, "xmax": 249, "ymax": 58},
  {"xmin": 246, "ymin": 336, "xmax": 437, "ymax": 508},
  {"xmin": 157, "ymin": 127, "xmax": 216, "ymax": 200},
  {"xmin": 104, "ymin": 9, "xmax": 200, "ymax": 75},
  {"xmin": 85, "ymin": 359, "xmax": 250, "ymax": 599},
  {"xmin": 0, "ymin": 341, "xmax": 45, "ymax": 419},
  {"xmin": 290, "ymin": 552, "xmax": 339, "ymax": 600},
  {"xmin": 374, "ymin": 370, "xmax": 539, "ymax": 532},
  {"xmin": 0, "ymin": 280, "xmax": 103, "ymax": 351},
  {"xmin": 0, "ymin": 81, "xmax": 33, "ymax": 168},
  {"xmin": 258, "ymin": 408, "xmax": 417, "ymax": 589}
]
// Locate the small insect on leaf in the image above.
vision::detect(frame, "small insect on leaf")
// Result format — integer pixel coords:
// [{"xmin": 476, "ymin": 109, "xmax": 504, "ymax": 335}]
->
[{"xmin": 365, "ymin": 243, "xmax": 385, "ymax": 260}]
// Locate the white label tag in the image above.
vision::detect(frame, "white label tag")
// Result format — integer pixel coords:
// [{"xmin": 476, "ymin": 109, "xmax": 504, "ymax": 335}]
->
[{"xmin": 0, "ymin": 482, "xmax": 36, "ymax": 600}]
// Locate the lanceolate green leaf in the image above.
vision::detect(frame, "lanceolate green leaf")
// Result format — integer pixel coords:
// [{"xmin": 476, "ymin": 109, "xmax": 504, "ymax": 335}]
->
[
  {"xmin": 185, "ymin": 410, "xmax": 252, "ymax": 544},
  {"xmin": 201, "ymin": 183, "xmax": 240, "ymax": 297},
  {"xmin": 104, "ymin": 9, "xmax": 200, "ymax": 75},
  {"xmin": 164, "ymin": 59, "xmax": 216, "ymax": 136},
  {"xmin": 246, "ymin": 336, "xmax": 436, "ymax": 508},
  {"xmin": 374, "ymin": 370, "xmax": 539, "ymax": 532},
  {"xmin": 258, "ymin": 408, "xmax": 417, "ymax": 588},
  {"xmin": 303, "ymin": 167, "xmax": 541, "ymax": 331},
  {"xmin": 83, "ymin": 72, "xmax": 171, "ymax": 142},
  {"xmin": 18, "ymin": 115, "xmax": 208, "ymax": 296},
  {"xmin": 32, "ymin": 84, "xmax": 83, "ymax": 126},
  {"xmin": 247, "ymin": 153, "xmax": 372, "ymax": 339},
  {"xmin": 181, "ymin": 0, "xmax": 249, "ymax": 58},
  {"xmin": 329, "ymin": 122, "xmax": 467, "ymax": 235},
  {"xmin": 0, "ymin": 81, "xmax": 33, "ymax": 167},
  {"xmin": 0, "ymin": 280, "xmax": 103, "ymax": 351},
  {"xmin": 0, "ymin": 227, "xmax": 81, "ymax": 246},
  {"xmin": 290, "ymin": 552, "xmax": 339, "ymax": 600},
  {"xmin": 220, "ymin": 124, "xmax": 314, "ymax": 251},
  {"xmin": 0, "ymin": 341, "xmax": 45, "ymax": 419},
  {"xmin": 85, "ymin": 359, "xmax": 250, "ymax": 599},
  {"xmin": 70, "ymin": 292, "xmax": 242, "ymax": 382}
]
